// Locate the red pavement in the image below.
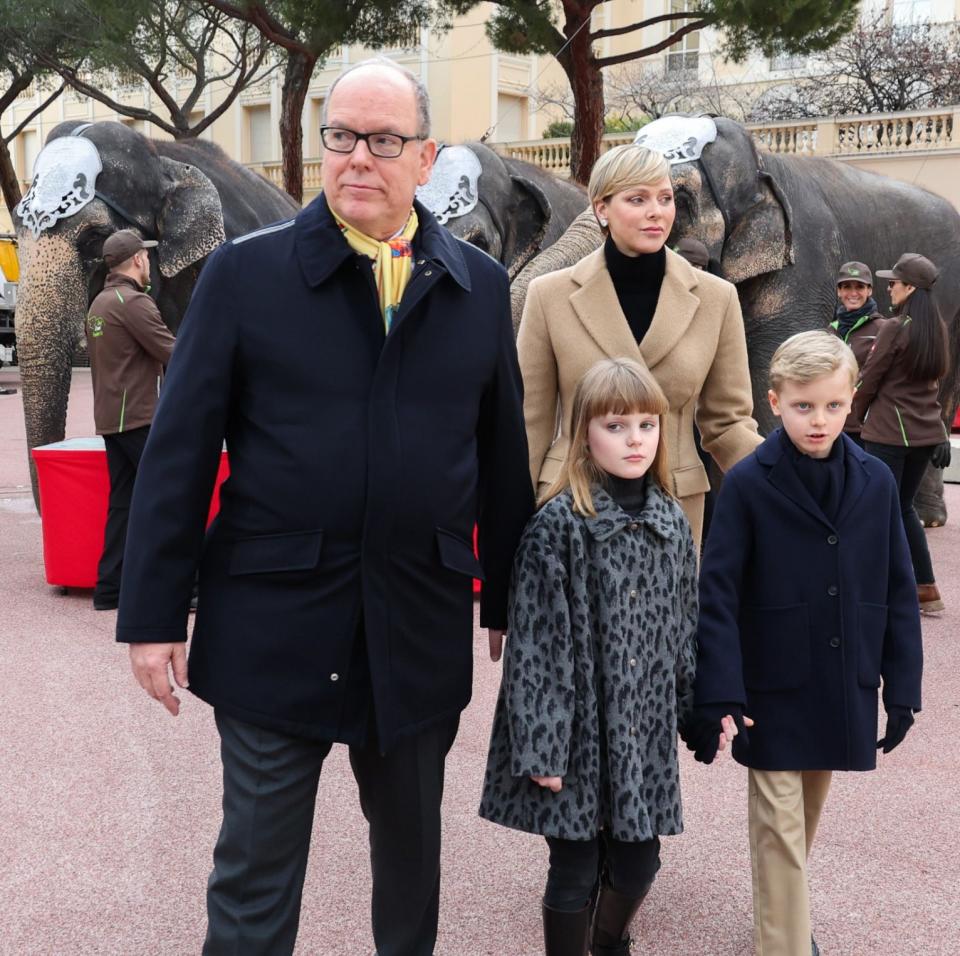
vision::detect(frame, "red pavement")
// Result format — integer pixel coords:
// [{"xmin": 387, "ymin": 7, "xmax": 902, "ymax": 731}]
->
[{"xmin": 0, "ymin": 365, "xmax": 957, "ymax": 955}]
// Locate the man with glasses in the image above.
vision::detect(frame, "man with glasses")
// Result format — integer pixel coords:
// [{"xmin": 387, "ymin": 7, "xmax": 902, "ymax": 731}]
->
[{"xmin": 116, "ymin": 58, "xmax": 533, "ymax": 955}]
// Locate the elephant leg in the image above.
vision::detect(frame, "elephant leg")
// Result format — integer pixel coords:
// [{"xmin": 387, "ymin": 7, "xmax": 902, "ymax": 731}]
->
[{"xmin": 916, "ymin": 464, "xmax": 947, "ymax": 528}]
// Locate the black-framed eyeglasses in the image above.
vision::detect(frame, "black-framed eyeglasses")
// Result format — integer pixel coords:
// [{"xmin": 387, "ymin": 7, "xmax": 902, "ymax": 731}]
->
[{"xmin": 320, "ymin": 126, "xmax": 425, "ymax": 159}]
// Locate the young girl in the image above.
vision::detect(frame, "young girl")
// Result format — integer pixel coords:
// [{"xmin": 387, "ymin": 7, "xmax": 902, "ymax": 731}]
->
[{"xmin": 480, "ymin": 358, "xmax": 729, "ymax": 956}]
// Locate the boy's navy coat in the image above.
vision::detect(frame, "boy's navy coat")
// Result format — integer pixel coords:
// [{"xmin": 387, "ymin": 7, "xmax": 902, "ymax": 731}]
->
[
  {"xmin": 695, "ymin": 430, "xmax": 922, "ymax": 771},
  {"xmin": 116, "ymin": 195, "xmax": 535, "ymax": 750}
]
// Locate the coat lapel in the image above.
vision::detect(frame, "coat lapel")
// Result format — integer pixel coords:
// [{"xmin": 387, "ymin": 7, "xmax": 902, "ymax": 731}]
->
[
  {"xmin": 640, "ymin": 249, "xmax": 700, "ymax": 369},
  {"xmin": 568, "ymin": 248, "xmax": 642, "ymax": 362},
  {"xmin": 834, "ymin": 434, "xmax": 871, "ymax": 528},
  {"xmin": 757, "ymin": 430, "xmax": 835, "ymax": 531}
]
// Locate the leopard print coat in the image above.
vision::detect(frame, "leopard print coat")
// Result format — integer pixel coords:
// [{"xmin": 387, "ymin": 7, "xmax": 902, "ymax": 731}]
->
[{"xmin": 479, "ymin": 483, "xmax": 698, "ymax": 841}]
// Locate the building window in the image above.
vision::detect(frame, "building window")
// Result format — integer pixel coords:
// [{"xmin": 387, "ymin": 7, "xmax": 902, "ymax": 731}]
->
[
  {"xmin": 769, "ymin": 52, "xmax": 806, "ymax": 72},
  {"xmin": 495, "ymin": 93, "xmax": 528, "ymax": 143},
  {"xmin": 246, "ymin": 104, "xmax": 273, "ymax": 163},
  {"xmin": 892, "ymin": 0, "xmax": 932, "ymax": 24},
  {"xmin": 666, "ymin": 0, "xmax": 700, "ymax": 73},
  {"xmin": 21, "ymin": 129, "xmax": 40, "ymax": 181}
]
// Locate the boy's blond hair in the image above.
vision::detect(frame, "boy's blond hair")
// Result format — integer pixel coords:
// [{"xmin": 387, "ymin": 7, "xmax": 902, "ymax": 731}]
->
[
  {"xmin": 768, "ymin": 330, "xmax": 858, "ymax": 393},
  {"xmin": 541, "ymin": 358, "xmax": 671, "ymax": 517}
]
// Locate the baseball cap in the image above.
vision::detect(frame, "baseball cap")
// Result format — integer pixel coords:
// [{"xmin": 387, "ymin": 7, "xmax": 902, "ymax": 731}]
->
[
  {"xmin": 836, "ymin": 261, "xmax": 872, "ymax": 286},
  {"xmin": 674, "ymin": 237, "xmax": 710, "ymax": 268},
  {"xmin": 103, "ymin": 229, "xmax": 158, "ymax": 268},
  {"xmin": 875, "ymin": 253, "xmax": 939, "ymax": 290}
]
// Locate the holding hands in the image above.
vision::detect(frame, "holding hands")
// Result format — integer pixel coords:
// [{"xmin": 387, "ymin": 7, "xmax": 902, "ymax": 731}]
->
[{"xmin": 681, "ymin": 704, "xmax": 755, "ymax": 765}]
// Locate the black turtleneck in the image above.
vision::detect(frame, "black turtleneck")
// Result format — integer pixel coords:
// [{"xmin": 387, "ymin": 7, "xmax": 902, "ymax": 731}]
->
[
  {"xmin": 604, "ymin": 236, "xmax": 666, "ymax": 346},
  {"xmin": 779, "ymin": 428, "xmax": 846, "ymax": 522},
  {"xmin": 602, "ymin": 472, "xmax": 648, "ymax": 517}
]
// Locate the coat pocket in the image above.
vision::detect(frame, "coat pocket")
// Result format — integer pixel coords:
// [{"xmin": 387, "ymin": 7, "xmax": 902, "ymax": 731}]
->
[
  {"xmin": 436, "ymin": 528, "xmax": 485, "ymax": 580},
  {"xmin": 741, "ymin": 603, "xmax": 810, "ymax": 691},
  {"xmin": 857, "ymin": 602, "xmax": 888, "ymax": 688},
  {"xmin": 228, "ymin": 529, "xmax": 324, "ymax": 576},
  {"xmin": 538, "ymin": 452, "xmax": 566, "ymax": 488},
  {"xmin": 672, "ymin": 463, "xmax": 711, "ymax": 499}
]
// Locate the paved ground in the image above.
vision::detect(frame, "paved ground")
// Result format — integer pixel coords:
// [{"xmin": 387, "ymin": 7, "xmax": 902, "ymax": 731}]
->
[{"xmin": 1, "ymin": 365, "xmax": 958, "ymax": 955}]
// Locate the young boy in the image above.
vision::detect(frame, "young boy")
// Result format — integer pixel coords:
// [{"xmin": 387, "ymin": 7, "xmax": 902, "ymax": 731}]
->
[{"xmin": 687, "ymin": 330, "xmax": 923, "ymax": 956}]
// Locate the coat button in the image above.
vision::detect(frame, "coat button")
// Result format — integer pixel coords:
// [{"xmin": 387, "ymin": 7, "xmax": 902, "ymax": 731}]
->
[
  {"xmin": 424, "ymin": 269, "xmax": 433, "ymax": 277},
  {"xmin": 629, "ymin": 726, "xmax": 637, "ymax": 735},
  {"xmin": 416, "ymin": 259, "xmax": 425, "ymax": 265},
  {"xmin": 827, "ymin": 585, "xmax": 839, "ymax": 596},
  {"xmin": 629, "ymin": 522, "xmax": 639, "ymax": 531},
  {"xmin": 827, "ymin": 534, "xmax": 838, "ymax": 545},
  {"xmin": 829, "ymin": 637, "xmax": 841, "ymax": 648},
  {"xmin": 629, "ymin": 658, "xmax": 637, "ymax": 667},
  {"xmin": 330, "ymin": 673, "xmax": 339, "ymax": 682},
  {"xmin": 629, "ymin": 589, "xmax": 637, "ymax": 598}
]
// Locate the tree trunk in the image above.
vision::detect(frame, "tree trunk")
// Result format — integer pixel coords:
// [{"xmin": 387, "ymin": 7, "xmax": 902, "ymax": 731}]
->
[
  {"xmin": 0, "ymin": 137, "xmax": 23, "ymax": 217},
  {"xmin": 279, "ymin": 51, "xmax": 317, "ymax": 203},
  {"xmin": 558, "ymin": 13, "xmax": 605, "ymax": 186}
]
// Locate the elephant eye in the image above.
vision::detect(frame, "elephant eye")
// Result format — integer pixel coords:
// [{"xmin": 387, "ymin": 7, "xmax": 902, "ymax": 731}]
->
[{"xmin": 77, "ymin": 225, "xmax": 112, "ymax": 263}]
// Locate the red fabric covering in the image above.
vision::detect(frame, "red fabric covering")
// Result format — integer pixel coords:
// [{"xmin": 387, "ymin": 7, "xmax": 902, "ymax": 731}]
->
[{"xmin": 31, "ymin": 437, "xmax": 229, "ymax": 588}]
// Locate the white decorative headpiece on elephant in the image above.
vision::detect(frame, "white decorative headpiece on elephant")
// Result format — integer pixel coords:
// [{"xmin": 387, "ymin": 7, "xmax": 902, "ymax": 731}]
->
[
  {"xmin": 13, "ymin": 120, "xmax": 300, "ymax": 508},
  {"xmin": 419, "ymin": 142, "xmax": 586, "ymax": 280},
  {"xmin": 510, "ymin": 114, "xmax": 960, "ymax": 526}
]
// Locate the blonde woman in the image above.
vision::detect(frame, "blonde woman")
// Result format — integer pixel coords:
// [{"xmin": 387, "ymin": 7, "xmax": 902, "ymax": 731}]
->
[{"xmin": 517, "ymin": 144, "xmax": 761, "ymax": 543}]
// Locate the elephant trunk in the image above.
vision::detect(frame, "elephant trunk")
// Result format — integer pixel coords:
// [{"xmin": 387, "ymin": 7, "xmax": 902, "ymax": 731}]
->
[{"xmin": 14, "ymin": 233, "xmax": 89, "ymax": 510}]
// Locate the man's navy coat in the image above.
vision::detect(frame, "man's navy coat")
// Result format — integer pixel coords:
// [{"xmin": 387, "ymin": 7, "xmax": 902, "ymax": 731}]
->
[
  {"xmin": 116, "ymin": 195, "xmax": 535, "ymax": 749},
  {"xmin": 695, "ymin": 430, "xmax": 922, "ymax": 771}
]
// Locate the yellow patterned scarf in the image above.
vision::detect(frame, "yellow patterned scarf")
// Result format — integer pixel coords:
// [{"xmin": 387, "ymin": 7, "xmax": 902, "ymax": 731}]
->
[{"xmin": 335, "ymin": 209, "xmax": 419, "ymax": 333}]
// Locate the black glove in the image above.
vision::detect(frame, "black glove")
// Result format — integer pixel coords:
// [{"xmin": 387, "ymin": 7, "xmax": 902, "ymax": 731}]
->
[
  {"xmin": 681, "ymin": 703, "xmax": 748, "ymax": 765},
  {"xmin": 877, "ymin": 706, "xmax": 915, "ymax": 754},
  {"xmin": 930, "ymin": 440, "xmax": 952, "ymax": 469}
]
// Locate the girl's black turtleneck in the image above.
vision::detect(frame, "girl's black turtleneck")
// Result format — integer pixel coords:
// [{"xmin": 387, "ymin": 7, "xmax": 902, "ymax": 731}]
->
[
  {"xmin": 602, "ymin": 472, "xmax": 648, "ymax": 517},
  {"xmin": 604, "ymin": 235, "xmax": 666, "ymax": 346}
]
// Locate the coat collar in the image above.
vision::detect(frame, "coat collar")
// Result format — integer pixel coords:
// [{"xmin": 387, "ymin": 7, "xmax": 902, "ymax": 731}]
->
[
  {"xmin": 755, "ymin": 428, "xmax": 871, "ymax": 529},
  {"xmin": 568, "ymin": 245, "xmax": 702, "ymax": 368},
  {"xmin": 293, "ymin": 192, "xmax": 472, "ymax": 292},
  {"xmin": 582, "ymin": 482, "xmax": 677, "ymax": 542}
]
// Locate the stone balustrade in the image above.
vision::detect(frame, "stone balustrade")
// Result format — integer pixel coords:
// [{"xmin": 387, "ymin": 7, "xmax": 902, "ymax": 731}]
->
[{"xmin": 491, "ymin": 108, "xmax": 960, "ymax": 176}]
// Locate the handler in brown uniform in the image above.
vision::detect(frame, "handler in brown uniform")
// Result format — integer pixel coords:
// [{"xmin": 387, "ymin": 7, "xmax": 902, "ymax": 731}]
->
[{"xmin": 86, "ymin": 229, "xmax": 175, "ymax": 610}]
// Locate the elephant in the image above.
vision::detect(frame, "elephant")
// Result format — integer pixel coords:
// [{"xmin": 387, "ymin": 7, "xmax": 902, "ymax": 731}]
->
[
  {"xmin": 416, "ymin": 141, "xmax": 587, "ymax": 280},
  {"xmin": 13, "ymin": 120, "xmax": 300, "ymax": 506},
  {"xmin": 511, "ymin": 115, "xmax": 960, "ymax": 525}
]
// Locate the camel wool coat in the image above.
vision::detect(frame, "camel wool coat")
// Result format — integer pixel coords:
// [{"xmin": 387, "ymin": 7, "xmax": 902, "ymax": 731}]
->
[{"xmin": 518, "ymin": 245, "xmax": 762, "ymax": 544}]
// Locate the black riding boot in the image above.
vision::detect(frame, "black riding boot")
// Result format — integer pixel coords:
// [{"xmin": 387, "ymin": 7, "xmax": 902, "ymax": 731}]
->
[
  {"xmin": 591, "ymin": 880, "xmax": 652, "ymax": 955},
  {"xmin": 542, "ymin": 900, "xmax": 592, "ymax": 956}
]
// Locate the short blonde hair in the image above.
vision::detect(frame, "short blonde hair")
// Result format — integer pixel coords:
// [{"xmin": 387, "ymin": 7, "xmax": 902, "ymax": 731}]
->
[
  {"xmin": 768, "ymin": 330, "xmax": 859, "ymax": 393},
  {"xmin": 541, "ymin": 358, "xmax": 672, "ymax": 516},
  {"xmin": 588, "ymin": 144, "xmax": 671, "ymax": 210}
]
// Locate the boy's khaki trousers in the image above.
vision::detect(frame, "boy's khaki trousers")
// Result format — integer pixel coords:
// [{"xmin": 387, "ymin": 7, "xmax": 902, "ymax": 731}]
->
[{"xmin": 748, "ymin": 768, "xmax": 833, "ymax": 956}]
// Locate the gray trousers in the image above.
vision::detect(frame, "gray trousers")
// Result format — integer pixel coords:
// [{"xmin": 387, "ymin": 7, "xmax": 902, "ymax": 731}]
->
[{"xmin": 203, "ymin": 710, "xmax": 460, "ymax": 956}]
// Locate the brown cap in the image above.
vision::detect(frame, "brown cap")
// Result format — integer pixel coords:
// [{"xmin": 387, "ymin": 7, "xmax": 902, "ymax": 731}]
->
[
  {"xmin": 836, "ymin": 261, "xmax": 872, "ymax": 286},
  {"xmin": 674, "ymin": 237, "xmax": 709, "ymax": 268},
  {"xmin": 103, "ymin": 229, "xmax": 157, "ymax": 268},
  {"xmin": 875, "ymin": 252, "xmax": 939, "ymax": 290}
]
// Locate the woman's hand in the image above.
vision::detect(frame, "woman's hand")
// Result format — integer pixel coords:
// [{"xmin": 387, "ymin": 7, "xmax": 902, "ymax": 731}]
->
[{"xmin": 530, "ymin": 775, "xmax": 563, "ymax": 792}]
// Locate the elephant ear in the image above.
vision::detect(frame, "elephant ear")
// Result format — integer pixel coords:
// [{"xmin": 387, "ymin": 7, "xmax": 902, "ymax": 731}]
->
[
  {"xmin": 155, "ymin": 156, "xmax": 226, "ymax": 278},
  {"xmin": 507, "ymin": 174, "xmax": 551, "ymax": 281},
  {"xmin": 720, "ymin": 165, "xmax": 794, "ymax": 285},
  {"xmin": 699, "ymin": 122, "xmax": 794, "ymax": 285}
]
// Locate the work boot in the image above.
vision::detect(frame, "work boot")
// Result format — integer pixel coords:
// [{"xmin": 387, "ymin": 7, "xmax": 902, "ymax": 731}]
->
[
  {"xmin": 918, "ymin": 583, "xmax": 945, "ymax": 613},
  {"xmin": 591, "ymin": 881, "xmax": 652, "ymax": 955},
  {"xmin": 542, "ymin": 900, "xmax": 591, "ymax": 956}
]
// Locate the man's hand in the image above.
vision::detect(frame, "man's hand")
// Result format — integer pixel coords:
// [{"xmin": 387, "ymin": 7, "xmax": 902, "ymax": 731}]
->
[
  {"xmin": 129, "ymin": 643, "xmax": 189, "ymax": 716},
  {"xmin": 531, "ymin": 775, "xmax": 563, "ymax": 792},
  {"xmin": 488, "ymin": 628, "xmax": 506, "ymax": 662}
]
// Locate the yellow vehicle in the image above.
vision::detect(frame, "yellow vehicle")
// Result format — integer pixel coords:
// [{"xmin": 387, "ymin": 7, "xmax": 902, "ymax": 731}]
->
[{"xmin": 0, "ymin": 233, "xmax": 18, "ymax": 366}]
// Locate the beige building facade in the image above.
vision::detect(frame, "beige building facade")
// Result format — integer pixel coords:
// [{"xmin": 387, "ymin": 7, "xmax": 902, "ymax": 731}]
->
[{"xmin": 3, "ymin": 0, "xmax": 960, "ymax": 232}]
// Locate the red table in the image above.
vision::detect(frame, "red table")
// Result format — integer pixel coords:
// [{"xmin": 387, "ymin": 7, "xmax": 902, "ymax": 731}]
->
[{"xmin": 31, "ymin": 437, "xmax": 229, "ymax": 588}]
